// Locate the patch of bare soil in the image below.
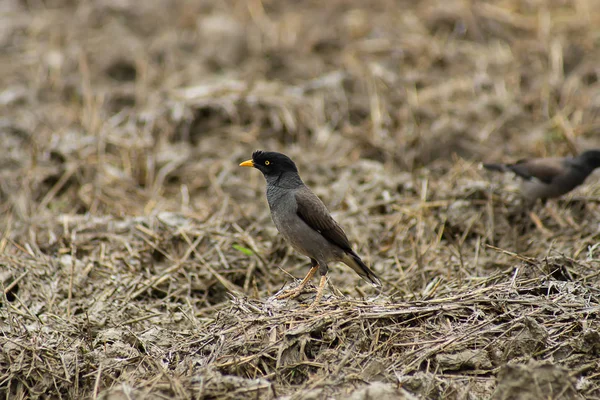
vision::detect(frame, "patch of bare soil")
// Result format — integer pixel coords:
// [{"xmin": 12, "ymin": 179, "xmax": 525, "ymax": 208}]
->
[{"xmin": 1, "ymin": 0, "xmax": 600, "ymax": 398}]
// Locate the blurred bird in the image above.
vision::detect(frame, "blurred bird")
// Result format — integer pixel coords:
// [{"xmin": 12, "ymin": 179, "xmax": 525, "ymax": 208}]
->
[
  {"xmin": 239, "ymin": 150, "xmax": 381, "ymax": 308},
  {"xmin": 482, "ymin": 150, "xmax": 600, "ymax": 201}
]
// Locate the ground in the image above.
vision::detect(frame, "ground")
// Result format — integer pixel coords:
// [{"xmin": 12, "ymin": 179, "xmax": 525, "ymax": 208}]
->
[{"xmin": 1, "ymin": 0, "xmax": 600, "ymax": 399}]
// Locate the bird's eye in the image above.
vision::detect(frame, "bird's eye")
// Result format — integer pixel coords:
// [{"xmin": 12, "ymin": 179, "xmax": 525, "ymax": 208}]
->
[{"xmin": 265, "ymin": 160, "xmax": 270, "ymax": 165}]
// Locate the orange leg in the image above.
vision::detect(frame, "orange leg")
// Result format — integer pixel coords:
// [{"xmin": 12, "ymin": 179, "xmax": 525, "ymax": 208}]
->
[
  {"xmin": 307, "ymin": 275, "xmax": 327, "ymax": 309},
  {"xmin": 529, "ymin": 211, "xmax": 552, "ymax": 236},
  {"xmin": 276, "ymin": 265, "xmax": 318, "ymax": 300}
]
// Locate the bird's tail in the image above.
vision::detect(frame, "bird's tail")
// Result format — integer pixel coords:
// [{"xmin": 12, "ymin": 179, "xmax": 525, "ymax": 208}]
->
[
  {"xmin": 481, "ymin": 163, "xmax": 508, "ymax": 173},
  {"xmin": 343, "ymin": 251, "xmax": 382, "ymax": 288}
]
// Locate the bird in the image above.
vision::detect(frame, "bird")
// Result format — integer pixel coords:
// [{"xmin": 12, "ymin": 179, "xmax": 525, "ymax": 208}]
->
[
  {"xmin": 482, "ymin": 149, "xmax": 600, "ymax": 201},
  {"xmin": 239, "ymin": 150, "xmax": 381, "ymax": 308}
]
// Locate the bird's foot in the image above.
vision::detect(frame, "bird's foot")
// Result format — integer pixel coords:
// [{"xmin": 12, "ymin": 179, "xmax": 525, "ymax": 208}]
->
[
  {"xmin": 305, "ymin": 275, "xmax": 327, "ymax": 310},
  {"xmin": 275, "ymin": 265, "xmax": 318, "ymax": 301},
  {"xmin": 275, "ymin": 286, "xmax": 307, "ymax": 300}
]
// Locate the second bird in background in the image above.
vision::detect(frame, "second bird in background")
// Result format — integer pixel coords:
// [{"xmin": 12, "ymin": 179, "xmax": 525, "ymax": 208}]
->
[{"xmin": 482, "ymin": 149, "xmax": 600, "ymax": 202}]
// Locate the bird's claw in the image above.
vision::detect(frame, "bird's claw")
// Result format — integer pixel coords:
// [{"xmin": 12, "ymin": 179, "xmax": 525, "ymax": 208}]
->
[{"xmin": 275, "ymin": 287, "xmax": 305, "ymax": 300}]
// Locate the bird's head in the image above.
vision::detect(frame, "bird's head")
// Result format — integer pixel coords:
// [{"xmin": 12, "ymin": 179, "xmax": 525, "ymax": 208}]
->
[
  {"xmin": 578, "ymin": 149, "xmax": 600, "ymax": 170},
  {"xmin": 239, "ymin": 150, "xmax": 299, "ymax": 178}
]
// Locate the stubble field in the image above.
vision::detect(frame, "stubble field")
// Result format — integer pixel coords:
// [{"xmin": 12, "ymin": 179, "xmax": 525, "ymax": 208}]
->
[{"xmin": 1, "ymin": 0, "xmax": 600, "ymax": 399}]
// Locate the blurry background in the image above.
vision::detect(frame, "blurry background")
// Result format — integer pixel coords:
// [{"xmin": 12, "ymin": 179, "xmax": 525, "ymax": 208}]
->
[{"xmin": 1, "ymin": 0, "xmax": 600, "ymax": 398}]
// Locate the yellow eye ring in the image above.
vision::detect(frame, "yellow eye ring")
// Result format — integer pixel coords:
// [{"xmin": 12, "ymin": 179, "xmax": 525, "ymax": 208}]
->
[{"xmin": 265, "ymin": 160, "xmax": 270, "ymax": 165}]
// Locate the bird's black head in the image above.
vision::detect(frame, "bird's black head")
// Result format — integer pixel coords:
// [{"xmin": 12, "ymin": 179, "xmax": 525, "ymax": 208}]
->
[
  {"xmin": 239, "ymin": 150, "xmax": 299, "ymax": 178},
  {"xmin": 578, "ymin": 149, "xmax": 600, "ymax": 170}
]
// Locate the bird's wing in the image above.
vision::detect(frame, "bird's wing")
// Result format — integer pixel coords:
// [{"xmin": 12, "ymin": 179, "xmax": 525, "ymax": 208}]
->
[
  {"xmin": 295, "ymin": 187, "xmax": 353, "ymax": 252},
  {"xmin": 508, "ymin": 158, "xmax": 565, "ymax": 184}
]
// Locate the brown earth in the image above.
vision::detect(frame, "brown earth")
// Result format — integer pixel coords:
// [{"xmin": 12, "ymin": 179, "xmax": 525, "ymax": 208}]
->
[{"xmin": 1, "ymin": 0, "xmax": 600, "ymax": 399}]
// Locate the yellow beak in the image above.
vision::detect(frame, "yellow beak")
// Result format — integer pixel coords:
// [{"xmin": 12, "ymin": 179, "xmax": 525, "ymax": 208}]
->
[{"xmin": 239, "ymin": 159, "xmax": 254, "ymax": 167}]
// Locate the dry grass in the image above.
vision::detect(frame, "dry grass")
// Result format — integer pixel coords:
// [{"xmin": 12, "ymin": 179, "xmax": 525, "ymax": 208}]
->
[{"xmin": 1, "ymin": 0, "xmax": 600, "ymax": 398}]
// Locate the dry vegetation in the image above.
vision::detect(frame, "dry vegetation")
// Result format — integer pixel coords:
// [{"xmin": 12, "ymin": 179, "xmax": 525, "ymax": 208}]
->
[{"xmin": 1, "ymin": 0, "xmax": 600, "ymax": 398}]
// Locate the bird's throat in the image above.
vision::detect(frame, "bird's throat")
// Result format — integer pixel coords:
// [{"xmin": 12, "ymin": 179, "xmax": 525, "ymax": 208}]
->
[{"xmin": 266, "ymin": 171, "xmax": 304, "ymax": 189}]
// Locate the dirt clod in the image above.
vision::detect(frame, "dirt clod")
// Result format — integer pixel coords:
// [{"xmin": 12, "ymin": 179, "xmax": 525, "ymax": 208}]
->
[
  {"xmin": 435, "ymin": 349, "xmax": 493, "ymax": 371},
  {"xmin": 493, "ymin": 361, "xmax": 579, "ymax": 400}
]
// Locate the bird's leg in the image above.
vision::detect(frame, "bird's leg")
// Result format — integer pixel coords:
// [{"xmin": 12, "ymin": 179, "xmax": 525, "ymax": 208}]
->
[
  {"xmin": 307, "ymin": 275, "xmax": 327, "ymax": 310},
  {"xmin": 276, "ymin": 264, "xmax": 318, "ymax": 300},
  {"xmin": 544, "ymin": 203, "xmax": 568, "ymax": 228},
  {"xmin": 529, "ymin": 211, "xmax": 552, "ymax": 236}
]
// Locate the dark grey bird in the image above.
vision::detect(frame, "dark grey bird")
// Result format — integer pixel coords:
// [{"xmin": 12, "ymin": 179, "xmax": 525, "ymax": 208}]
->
[
  {"xmin": 482, "ymin": 149, "xmax": 600, "ymax": 201},
  {"xmin": 239, "ymin": 150, "xmax": 381, "ymax": 307}
]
